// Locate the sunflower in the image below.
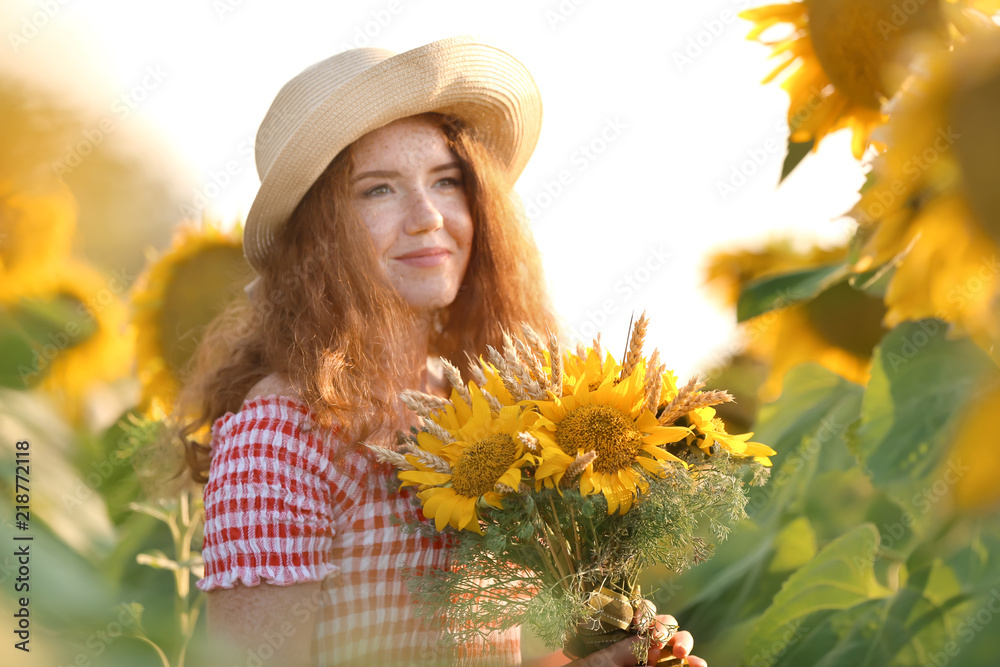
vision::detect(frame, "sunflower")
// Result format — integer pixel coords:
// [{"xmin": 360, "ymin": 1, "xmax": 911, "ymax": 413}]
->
[
  {"xmin": 2, "ymin": 259, "xmax": 136, "ymax": 420},
  {"xmin": 851, "ymin": 31, "xmax": 1000, "ymax": 356},
  {"xmin": 685, "ymin": 406, "xmax": 777, "ymax": 466},
  {"xmin": 1, "ymin": 179, "xmax": 134, "ymax": 419},
  {"xmin": 704, "ymin": 240, "xmax": 848, "ymax": 308},
  {"xmin": 560, "ymin": 344, "xmax": 622, "ymax": 395},
  {"xmin": 740, "ymin": 0, "xmax": 995, "ymax": 159},
  {"xmin": 530, "ymin": 354, "xmax": 690, "ymax": 515},
  {"xmin": 949, "ymin": 380, "xmax": 1000, "ymax": 511},
  {"xmin": 0, "ymin": 179, "xmax": 77, "ymax": 294},
  {"xmin": 131, "ymin": 221, "xmax": 248, "ymax": 413},
  {"xmin": 705, "ymin": 242, "xmax": 885, "ymax": 400},
  {"xmin": 399, "ymin": 384, "xmax": 537, "ymax": 534}
]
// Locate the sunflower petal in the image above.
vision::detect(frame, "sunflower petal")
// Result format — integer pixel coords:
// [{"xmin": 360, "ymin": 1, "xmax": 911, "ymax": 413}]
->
[{"xmin": 644, "ymin": 426, "xmax": 691, "ymax": 446}]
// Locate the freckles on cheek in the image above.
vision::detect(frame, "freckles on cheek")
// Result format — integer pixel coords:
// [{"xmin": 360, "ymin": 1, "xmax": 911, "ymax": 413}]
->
[{"xmin": 363, "ymin": 218, "xmax": 392, "ymax": 257}]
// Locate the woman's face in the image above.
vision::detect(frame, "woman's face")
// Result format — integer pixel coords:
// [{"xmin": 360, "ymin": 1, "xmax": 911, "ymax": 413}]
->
[{"xmin": 350, "ymin": 115, "xmax": 474, "ymax": 312}]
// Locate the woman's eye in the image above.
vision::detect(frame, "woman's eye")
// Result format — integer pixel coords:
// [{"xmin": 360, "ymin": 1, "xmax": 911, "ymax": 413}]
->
[
  {"xmin": 436, "ymin": 176, "xmax": 462, "ymax": 188},
  {"xmin": 362, "ymin": 184, "xmax": 391, "ymax": 197}
]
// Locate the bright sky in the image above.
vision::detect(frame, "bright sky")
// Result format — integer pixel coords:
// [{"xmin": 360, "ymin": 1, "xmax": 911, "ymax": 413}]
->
[{"xmin": 5, "ymin": 0, "xmax": 867, "ymax": 380}]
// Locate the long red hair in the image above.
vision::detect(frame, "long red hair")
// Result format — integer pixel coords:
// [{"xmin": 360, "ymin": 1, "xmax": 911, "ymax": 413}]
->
[{"xmin": 178, "ymin": 114, "xmax": 557, "ymax": 482}]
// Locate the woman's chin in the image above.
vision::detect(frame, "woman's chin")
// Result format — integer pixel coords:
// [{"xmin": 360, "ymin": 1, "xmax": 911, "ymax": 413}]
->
[{"xmin": 399, "ymin": 289, "xmax": 461, "ymax": 313}]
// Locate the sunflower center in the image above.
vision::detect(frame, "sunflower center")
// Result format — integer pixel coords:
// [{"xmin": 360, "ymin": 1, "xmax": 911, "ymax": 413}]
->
[
  {"xmin": 555, "ymin": 404, "xmax": 643, "ymax": 475},
  {"xmin": 807, "ymin": 0, "xmax": 943, "ymax": 107},
  {"xmin": 160, "ymin": 244, "xmax": 248, "ymax": 374},
  {"xmin": 451, "ymin": 434, "xmax": 519, "ymax": 497}
]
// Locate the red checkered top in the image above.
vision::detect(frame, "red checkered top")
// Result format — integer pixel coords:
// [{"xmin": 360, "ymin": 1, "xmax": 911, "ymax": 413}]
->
[{"xmin": 196, "ymin": 395, "xmax": 521, "ymax": 665}]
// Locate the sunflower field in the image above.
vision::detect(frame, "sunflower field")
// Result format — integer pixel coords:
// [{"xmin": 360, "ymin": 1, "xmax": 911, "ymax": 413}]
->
[{"xmin": 2, "ymin": 1, "xmax": 1000, "ymax": 666}]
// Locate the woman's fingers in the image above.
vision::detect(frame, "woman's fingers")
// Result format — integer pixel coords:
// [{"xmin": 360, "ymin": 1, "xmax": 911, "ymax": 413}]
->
[
  {"xmin": 666, "ymin": 629, "xmax": 693, "ymax": 657},
  {"xmin": 648, "ymin": 614, "xmax": 678, "ymax": 648},
  {"xmin": 664, "ymin": 629, "xmax": 709, "ymax": 666},
  {"xmin": 633, "ymin": 599, "xmax": 658, "ymax": 628},
  {"xmin": 622, "ymin": 604, "xmax": 709, "ymax": 667}
]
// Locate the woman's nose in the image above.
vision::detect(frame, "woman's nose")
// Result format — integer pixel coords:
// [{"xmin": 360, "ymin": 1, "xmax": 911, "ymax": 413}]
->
[{"xmin": 405, "ymin": 189, "xmax": 445, "ymax": 234}]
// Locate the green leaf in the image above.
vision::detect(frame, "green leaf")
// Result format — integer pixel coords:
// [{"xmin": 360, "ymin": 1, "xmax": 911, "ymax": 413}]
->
[
  {"xmin": 0, "ymin": 317, "xmax": 38, "ymax": 388},
  {"xmin": 780, "ymin": 139, "xmax": 814, "ymax": 183},
  {"xmin": 849, "ymin": 319, "xmax": 994, "ymax": 512},
  {"xmin": 736, "ymin": 262, "xmax": 850, "ymax": 322},
  {"xmin": 0, "ymin": 296, "xmax": 97, "ymax": 389},
  {"xmin": 768, "ymin": 517, "xmax": 817, "ymax": 573},
  {"xmin": 848, "ymin": 263, "xmax": 895, "ymax": 298},
  {"xmin": 770, "ymin": 570, "xmax": 969, "ymax": 667},
  {"xmin": 747, "ymin": 364, "xmax": 864, "ymax": 526},
  {"xmin": 743, "ymin": 524, "xmax": 889, "ymax": 667}
]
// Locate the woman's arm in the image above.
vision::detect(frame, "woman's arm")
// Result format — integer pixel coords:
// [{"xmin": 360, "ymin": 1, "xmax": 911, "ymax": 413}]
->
[
  {"xmin": 201, "ymin": 375, "xmax": 334, "ymax": 665},
  {"xmin": 207, "ymin": 581, "xmax": 322, "ymax": 666}
]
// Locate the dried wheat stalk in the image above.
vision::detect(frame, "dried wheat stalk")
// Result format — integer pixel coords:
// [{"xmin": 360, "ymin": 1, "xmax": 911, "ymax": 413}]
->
[
  {"xmin": 643, "ymin": 349, "xmax": 663, "ymax": 413},
  {"xmin": 410, "ymin": 447, "xmax": 452, "ymax": 474},
  {"xmin": 549, "ymin": 333, "xmax": 564, "ymax": 389},
  {"xmin": 619, "ymin": 312, "xmax": 649, "ymax": 382},
  {"xmin": 441, "ymin": 358, "xmax": 472, "ymax": 407},
  {"xmin": 401, "ymin": 390, "xmax": 449, "ymax": 419},
  {"xmin": 481, "ymin": 388, "xmax": 505, "ymax": 415},
  {"xmin": 658, "ymin": 376, "xmax": 734, "ymax": 425},
  {"xmin": 487, "ymin": 344, "xmax": 529, "ymax": 402},
  {"xmin": 422, "ymin": 418, "xmax": 457, "ymax": 445},
  {"xmin": 365, "ymin": 443, "xmax": 416, "ymax": 471},
  {"xmin": 518, "ymin": 431, "xmax": 541, "ymax": 454},
  {"xmin": 565, "ymin": 450, "xmax": 598, "ymax": 481}
]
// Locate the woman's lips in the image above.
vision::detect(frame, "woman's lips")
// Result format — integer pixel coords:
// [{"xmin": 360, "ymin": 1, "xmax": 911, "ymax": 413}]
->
[{"xmin": 394, "ymin": 247, "xmax": 450, "ymax": 267}]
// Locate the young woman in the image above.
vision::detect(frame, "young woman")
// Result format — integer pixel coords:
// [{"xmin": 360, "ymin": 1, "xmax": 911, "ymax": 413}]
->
[{"xmin": 181, "ymin": 36, "xmax": 706, "ymax": 666}]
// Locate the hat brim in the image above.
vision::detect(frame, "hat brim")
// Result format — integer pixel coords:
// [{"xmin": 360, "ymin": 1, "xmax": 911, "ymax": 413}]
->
[{"xmin": 244, "ymin": 36, "xmax": 542, "ymax": 271}]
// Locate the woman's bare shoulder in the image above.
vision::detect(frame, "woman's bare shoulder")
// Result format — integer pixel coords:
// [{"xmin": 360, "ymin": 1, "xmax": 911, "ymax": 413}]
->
[{"xmin": 244, "ymin": 373, "xmax": 301, "ymax": 403}]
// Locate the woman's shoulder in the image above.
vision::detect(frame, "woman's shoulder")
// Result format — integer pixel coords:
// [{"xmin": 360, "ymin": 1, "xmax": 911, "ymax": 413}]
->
[
  {"xmin": 209, "ymin": 373, "xmax": 371, "ymax": 477},
  {"xmin": 209, "ymin": 373, "xmax": 316, "ymax": 446},
  {"xmin": 244, "ymin": 372, "xmax": 302, "ymax": 403}
]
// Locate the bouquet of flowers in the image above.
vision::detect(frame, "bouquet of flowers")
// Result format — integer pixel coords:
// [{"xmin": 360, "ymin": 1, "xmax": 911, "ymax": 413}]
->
[{"xmin": 367, "ymin": 314, "xmax": 775, "ymax": 663}]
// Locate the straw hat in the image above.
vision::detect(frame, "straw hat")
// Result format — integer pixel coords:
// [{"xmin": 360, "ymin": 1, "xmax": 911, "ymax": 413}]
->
[{"xmin": 243, "ymin": 35, "xmax": 543, "ymax": 271}]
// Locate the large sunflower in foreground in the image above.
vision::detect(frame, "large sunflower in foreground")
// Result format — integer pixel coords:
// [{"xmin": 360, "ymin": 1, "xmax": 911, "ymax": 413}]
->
[
  {"xmin": 399, "ymin": 385, "xmax": 536, "ymax": 534},
  {"xmin": 851, "ymin": 31, "xmax": 1000, "ymax": 355},
  {"xmin": 530, "ymin": 352, "xmax": 690, "ymax": 515},
  {"xmin": 741, "ymin": 0, "xmax": 997, "ymax": 158},
  {"xmin": 131, "ymin": 222, "xmax": 248, "ymax": 413}
]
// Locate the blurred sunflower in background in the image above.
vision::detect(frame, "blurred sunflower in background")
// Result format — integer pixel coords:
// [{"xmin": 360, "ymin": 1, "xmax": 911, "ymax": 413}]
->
[
  {"xmin": 949, "ymin": 381, "xmax": 1000, "ymax": 511},
  {"xmin": 705, "ymin": 241, "xmax": 887, "ymax": 405},
  {"xmin": 740, "ymin": 0, "xmax": 998, "ymax": 160},
  {"xmin": 1, "ymin": 176, "xmax": 134, "ymax": 422},
  {"xmin": 0, "ymin": 71, "xmax": 188, "ymax": 425},
  {"xmin": 131, "ymin": 221, "xmax": 249, "ymax": 415},
  {"xmin": 852, "ymin": 30, "xmax": 1000, "ymax": 357},
  {"xmin": 0, "ymin": 179, "xmax": 76, "ymax": 288}
]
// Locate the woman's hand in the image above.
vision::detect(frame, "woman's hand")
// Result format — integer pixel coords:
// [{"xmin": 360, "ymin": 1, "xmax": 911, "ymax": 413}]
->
[
  {"xmin": 634, "ymin": 599, "xmax": 707, "ymax": 667},
  {"xmin": 558, "ymin": 600, "xmax": 708, "ymax": 666}
]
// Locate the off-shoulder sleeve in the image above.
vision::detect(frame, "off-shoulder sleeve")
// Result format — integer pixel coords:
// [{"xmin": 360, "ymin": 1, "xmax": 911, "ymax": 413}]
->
[{"xmin": 196, "ymin": 395, "xmax": 348, "ymax": 591}]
